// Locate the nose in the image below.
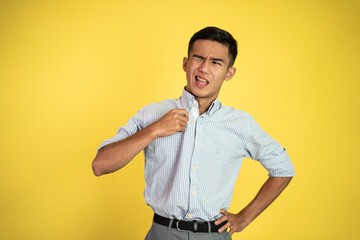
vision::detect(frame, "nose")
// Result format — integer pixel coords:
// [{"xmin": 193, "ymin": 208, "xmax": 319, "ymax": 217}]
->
[{"xmin": 198, "ymin": 59, "xmax": 210, "ymax": 74}]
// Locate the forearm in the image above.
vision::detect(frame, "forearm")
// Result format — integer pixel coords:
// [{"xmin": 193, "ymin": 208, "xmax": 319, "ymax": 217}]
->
[
  {"xmin": 217, "ymin": 176, "xmax": 292, "ymax": 234},
  {"xmin": 92, "ymin": 124, "xmax": 158, "ymax": 176},
  {"xmin": 92, "ymin": 108, "xmax": 189, "ymax": 176},
  {"xmin": 239, "ymin": 177, "xmax": 292, "ymax": 226}
]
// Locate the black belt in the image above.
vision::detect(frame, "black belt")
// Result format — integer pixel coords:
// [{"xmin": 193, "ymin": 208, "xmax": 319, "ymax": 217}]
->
[{"xmin": 153, "ymin": 213, "xmax": 227, "ymax": 233}]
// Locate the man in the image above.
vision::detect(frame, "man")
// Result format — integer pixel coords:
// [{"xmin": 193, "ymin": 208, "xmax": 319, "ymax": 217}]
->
[{"xmin": 92, "ymin": 26, "xmax": 295, "ymax": 240}]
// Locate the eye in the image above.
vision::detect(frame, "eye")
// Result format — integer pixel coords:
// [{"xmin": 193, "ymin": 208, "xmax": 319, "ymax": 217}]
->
[
  {"xmin": 192, "ymin": 56, "xmax": 204, "ymax": 62},
  {"xmin": 213, "ymin": 61, "xmax": 222, "ymax": 66}
]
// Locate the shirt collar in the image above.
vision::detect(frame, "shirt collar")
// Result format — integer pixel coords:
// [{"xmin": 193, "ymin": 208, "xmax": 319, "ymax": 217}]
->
[{"xmin": 179, "ymin": 88, "xmax": 221, "ymax": 116}]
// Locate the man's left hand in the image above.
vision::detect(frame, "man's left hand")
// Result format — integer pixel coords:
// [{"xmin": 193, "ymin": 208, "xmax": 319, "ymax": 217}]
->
[{"xmin": 214, "ymin": 209, "xmax": 249, "ymax": 235}]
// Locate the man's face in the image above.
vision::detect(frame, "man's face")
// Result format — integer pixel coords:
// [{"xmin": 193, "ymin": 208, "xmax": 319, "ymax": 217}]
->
[{"xmin": 183, "ymin": 39, "xmax": 236, "ymax": 103}]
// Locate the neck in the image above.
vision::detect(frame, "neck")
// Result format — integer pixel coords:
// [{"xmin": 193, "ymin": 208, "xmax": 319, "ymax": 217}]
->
[{"xmin": 195, "ymin": 96, "xmax": 216, "ymax": 115}]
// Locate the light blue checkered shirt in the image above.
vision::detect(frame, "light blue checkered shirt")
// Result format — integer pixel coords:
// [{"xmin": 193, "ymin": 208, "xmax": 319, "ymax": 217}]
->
[{"xmin": 99, "ymin": 89, "xmax": 295, "ymax": 221}]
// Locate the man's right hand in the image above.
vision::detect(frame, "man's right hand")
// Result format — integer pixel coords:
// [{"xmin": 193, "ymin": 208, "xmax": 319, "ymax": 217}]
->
[{"xmin": 150, "ymin": 109, "xmax": 189, "ymax": 138}]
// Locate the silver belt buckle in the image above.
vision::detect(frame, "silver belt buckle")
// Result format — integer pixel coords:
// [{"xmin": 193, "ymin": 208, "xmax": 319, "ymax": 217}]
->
[{"xmin": 176, "ymin": 220, "xmax": 185, "ymax": 232}]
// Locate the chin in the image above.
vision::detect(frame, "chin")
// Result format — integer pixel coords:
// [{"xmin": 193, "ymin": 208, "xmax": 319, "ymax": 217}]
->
[{"xmin": 187, "ymin": 85, "xmax": 208, "ymax": 98}]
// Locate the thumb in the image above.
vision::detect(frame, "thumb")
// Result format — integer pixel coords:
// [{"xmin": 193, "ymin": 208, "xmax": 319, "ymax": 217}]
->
[{"xmin": 220, "ymin": 209, "xmax": 227, "ymax": 214}]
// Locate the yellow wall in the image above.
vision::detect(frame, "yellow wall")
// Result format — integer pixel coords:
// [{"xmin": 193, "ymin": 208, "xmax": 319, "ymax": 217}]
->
[{"xmin": 0, "ymin": 0, "xmax": 359, "ymax": 239}]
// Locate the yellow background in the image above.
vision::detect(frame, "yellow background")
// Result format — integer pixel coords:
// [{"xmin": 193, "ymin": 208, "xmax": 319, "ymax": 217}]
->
[{"xmin": 0, "ymin": 0, "xmax": 359, "ymax": 239}]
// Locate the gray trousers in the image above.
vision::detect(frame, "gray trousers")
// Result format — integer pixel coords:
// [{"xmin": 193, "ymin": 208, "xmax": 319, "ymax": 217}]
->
[{"xmin": 145, "ymin": 222, "xmax": 232, "ymax": 240}]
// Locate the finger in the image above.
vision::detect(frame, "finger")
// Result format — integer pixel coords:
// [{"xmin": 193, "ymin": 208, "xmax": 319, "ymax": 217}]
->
[
  {"xmin": 176, "ymin": 116, "xmax": 188, "ymax": 125},
  {"xmin": 229, "ymin": 227, "xmax": 236, "ymax": 235},
  {"xmin": 176, "ymin": 118, "xmax": 188, "ymax": 130},
  {"xmin": 178, "ymin": 123, "xmax": 187, "ymax": 131},
  {"xmin": 174, "ymin": 109, "xmax": 189, "ymax": 120},
  {"xmin": 214, "ymin": 215, "xmax": 228, "ymax": 225},
  {"xmin": 218, "ymin": 222, "xmax": 231, "ymax": 233},
  {"xmin": 176, "ymin": 114, "xmax": 189, "ymax": 122},
  {"xmin": 220, "ymin": 209, "xmax": 227, "ymax": 215},
  {"xmin": 184, "ymin": 111, "xmax": 189, "ymax": 120},
  {"xmin": 178, "ymin": 118, "xmax": 189, "ymax": 126}
]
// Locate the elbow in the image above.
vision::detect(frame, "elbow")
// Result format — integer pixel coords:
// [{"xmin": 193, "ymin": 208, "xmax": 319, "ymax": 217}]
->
[
  {"xmin": 92, "ymin": 158, "xmax": 103, "ymax": 177},
  {"xmin": 92, "ymin": 148, "xmax": 108, "ymax": 176}
]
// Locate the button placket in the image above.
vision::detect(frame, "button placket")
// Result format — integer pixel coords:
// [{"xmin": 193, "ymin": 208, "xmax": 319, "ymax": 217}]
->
[{"xmin": 187, "ymin": 117, "xmax": 202, "ymax": 220}]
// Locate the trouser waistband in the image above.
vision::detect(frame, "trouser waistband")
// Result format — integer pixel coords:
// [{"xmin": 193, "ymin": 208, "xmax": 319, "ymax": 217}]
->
[{"xmin": 153, "ymin": 214, "xmax": 227, "ymax": 233}]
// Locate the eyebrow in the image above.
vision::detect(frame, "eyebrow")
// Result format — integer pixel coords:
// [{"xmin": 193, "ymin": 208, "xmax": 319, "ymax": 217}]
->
[
  {"xmin": 210, "ymin": 57, "xmax": 225, "ymax": 63},
  {"xmin": 192, "ymin": 54, "xmax": 225, "ymax": 63}
]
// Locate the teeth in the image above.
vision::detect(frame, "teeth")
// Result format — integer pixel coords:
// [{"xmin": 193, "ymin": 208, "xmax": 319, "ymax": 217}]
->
[{"xmin": 196, "ymin": 76, "xmax": 207, "ymax": 83}]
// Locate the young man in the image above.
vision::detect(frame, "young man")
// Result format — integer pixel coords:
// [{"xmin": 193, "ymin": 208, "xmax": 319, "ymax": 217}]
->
[{"xmin": 92, "ymin": 27, "xmax": 295, "ymax": 240}]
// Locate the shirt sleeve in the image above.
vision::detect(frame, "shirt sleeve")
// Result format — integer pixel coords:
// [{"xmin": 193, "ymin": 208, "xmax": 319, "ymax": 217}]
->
[
  {"xmin": 244, "ymin": 117, "xmax": 295, "ymax": 177},
  {"xmin": 97, "ymin": 107, "xmax": 148, "ymax": 151}
]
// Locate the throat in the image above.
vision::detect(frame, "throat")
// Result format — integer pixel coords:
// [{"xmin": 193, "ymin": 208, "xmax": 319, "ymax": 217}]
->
[{"xmin": 195, "ymin": 97, "xmax": 215, "ymax": 115}]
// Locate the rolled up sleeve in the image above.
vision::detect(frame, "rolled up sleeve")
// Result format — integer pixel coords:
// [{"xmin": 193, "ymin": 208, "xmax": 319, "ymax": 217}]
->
[
  {"xmin": 244, "ymin": 117, "xmax": 295, "ymax": 177},
  {"xmin": 98, "ymin": 107, "xmax": 148, "ymax": 151}
]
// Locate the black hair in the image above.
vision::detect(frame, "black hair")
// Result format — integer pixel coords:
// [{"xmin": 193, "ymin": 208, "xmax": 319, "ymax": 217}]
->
[{"xmin": 188, "ymin": 26, "xmax": 238, "ymax": 67}]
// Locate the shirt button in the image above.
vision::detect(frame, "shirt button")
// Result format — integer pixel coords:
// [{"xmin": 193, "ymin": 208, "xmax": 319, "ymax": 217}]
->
[
  {"xmin": 195, "ymin": 142, "xmax": 199, "ymax": 146},
  {"xmin": 193, "ymin": 100, "xmax": 197, "ymax": 105},
  {"xmin": 192, "ymin": 167, "xmax": 196, "ymax": 170},
  {"xmin": 188, "ymin": 214, "xmax": 193, "ymax": 218},
  {"xmin": 192, "ymin": 191, "xmax": 196, "ymax": 195},
  {"xmin": 186, "ymin": 107, "xmax": 189, "ymax": 111}
]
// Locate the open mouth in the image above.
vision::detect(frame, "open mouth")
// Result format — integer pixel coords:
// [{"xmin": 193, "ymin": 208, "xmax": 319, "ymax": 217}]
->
[{"xmin": 195, "ymin": 76, "xmax": 209, "ymax": 86}]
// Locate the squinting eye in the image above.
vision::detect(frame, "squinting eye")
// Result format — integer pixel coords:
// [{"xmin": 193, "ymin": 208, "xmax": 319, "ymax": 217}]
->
[{"xmin": 213, "ymin": 61, "xmax": 221, "ymax": 66}]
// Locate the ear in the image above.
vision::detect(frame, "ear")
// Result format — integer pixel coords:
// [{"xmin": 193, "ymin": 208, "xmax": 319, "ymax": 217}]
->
[
  {"xmin": 225, "ymin": 67, "xmax": 236, "ymax": 81},
  {"xmin": 183, "ymin": 57, "xmax": 189, "ymax": 72}
]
